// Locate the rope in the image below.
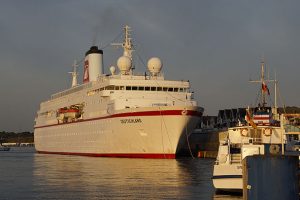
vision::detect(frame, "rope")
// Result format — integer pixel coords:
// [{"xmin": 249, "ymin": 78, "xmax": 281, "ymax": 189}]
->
[
  {"xmin": 134, "ymin": 40, "xmax": 193, "ymax": 104},
  {"xmin": 159, "ymin": 107, "xmax": 166, "ymax": 159},
  {"xmin": 185, "ymin": 112, "xmax": 195, "ymax": 159},
  {"xmin": 99, "ymin": 30, "xmax": 123, "ymax": 50},
  {"xmin": 160, "ymin": 108, "xmax": 173, "ymax": 150},
  {"xmin": 277, "ymin": 83, "xmax": 286, "ymax": 113}
]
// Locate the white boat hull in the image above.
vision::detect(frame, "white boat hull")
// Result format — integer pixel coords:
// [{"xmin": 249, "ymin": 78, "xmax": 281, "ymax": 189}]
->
[
  {"xmin": 34, "ymin": 107, "xmax": 201, "ymax": 158},
  {"xmin": 212, "ymin": 164, "xmax": 243, "ymax": 191}
]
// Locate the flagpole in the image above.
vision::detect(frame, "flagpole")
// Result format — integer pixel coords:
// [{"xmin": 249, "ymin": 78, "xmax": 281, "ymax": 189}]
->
[
  {"xmin": 250, "ymin": 58, "xmax": 274, "ymax": 109},
  {"xmin": 274, "ymin": 71, "xmax": 278, "ymax": 115},
  {"xmin": 261, "ymin": 59, "xmax": 265, "ymax": 107}
]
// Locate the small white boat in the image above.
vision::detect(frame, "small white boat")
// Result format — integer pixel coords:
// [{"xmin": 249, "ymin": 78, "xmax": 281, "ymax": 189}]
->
[{"xmin": 212, "ymin": 59, "xmax": 286, "ymax": 192}]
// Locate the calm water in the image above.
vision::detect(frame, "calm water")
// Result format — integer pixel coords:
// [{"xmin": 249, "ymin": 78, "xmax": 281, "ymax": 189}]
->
[{"xmin": 0, "ymin": 148, "xmax": 242, "ymax": 200}]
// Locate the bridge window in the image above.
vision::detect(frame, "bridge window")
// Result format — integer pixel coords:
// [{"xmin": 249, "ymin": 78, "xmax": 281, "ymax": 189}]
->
[
  {"xmin": 132, "ymin": 86, "xmax": 138, "ymax": 91},
  {"xmin": 151, "ymin": 87, "xmax": 156, "ymax": 91},
  {"xmin": 105, "ymin": 85, "xmax": 115, "ymax": 90}
]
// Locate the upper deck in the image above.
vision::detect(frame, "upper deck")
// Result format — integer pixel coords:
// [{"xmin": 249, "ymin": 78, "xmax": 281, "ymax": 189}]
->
[{"xmin": 49, "ymin": 73, "xmax": 192, "ymax": 101}]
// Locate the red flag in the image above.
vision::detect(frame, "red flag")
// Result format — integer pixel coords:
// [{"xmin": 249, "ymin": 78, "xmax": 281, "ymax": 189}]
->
[
  {"xmin": 245, "ymin": 110, "xmax": 257, "ymax": 129},
  {"xmin": 262, "ymin": 82, "xmax": 270, "ymax": 95}
]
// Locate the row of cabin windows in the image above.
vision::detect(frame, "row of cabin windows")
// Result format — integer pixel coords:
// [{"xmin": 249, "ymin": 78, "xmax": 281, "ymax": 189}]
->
[
  {"xmin": 91, "ymin": 85, "xmax": 189, "ymax": 93},
  {"xmin": 125, "ymin": 86, "xmax": 188, "ymax": 92}
]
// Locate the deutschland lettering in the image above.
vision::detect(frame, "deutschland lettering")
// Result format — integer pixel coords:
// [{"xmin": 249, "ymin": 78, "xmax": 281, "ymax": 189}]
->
[{"xmin": 120, "ymin": 118, "xmax": 142, "ymax": 124}]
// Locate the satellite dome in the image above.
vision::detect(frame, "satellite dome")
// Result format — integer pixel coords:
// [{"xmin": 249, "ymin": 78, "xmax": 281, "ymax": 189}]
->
[
  {"xmin": 117, "ymin": 56, "xmax": 131, "ymax": 74},
  {"xmin": 110, "ymin": 66, "xmax": 116, "ymax": 75},
  {"xmin": 147, "ymin": 57, "xmax": 162, "ymax": 76}
]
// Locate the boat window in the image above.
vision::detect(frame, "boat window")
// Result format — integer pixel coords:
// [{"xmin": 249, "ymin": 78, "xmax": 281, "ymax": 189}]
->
[
  {"xmin": 157, "ymin": 87, "xmax": 162, "ymax": 91},
  {"xmin": 163, "ymin": 87, "xmax": 168, "ymax": 91},
  {"xmin": 138, "ymin": 86, "xmax": 144, "ymax": 90},
  {"xmin": 132, "ymin": 86, "xmax": 138, "ymax": 91},
  {"xmin": 120, "ymin": 86, "xmax": 124, "ymax": 90},
  {"xmin": 179, "ymin": 88, "xmax": 184, "ymax": 92},
  {"xmin": 105, "ymin": 85, "xmax": 115, "ymax": 90},
  {"xmin": 151, "ymin": 87, "xmax": 156, "ymax": 91},
  {"xmin": 100, "ymin": 87, "xmax": 104, "ymax": 91},
  {"xmin": 168, "ymin": 88, "xmax": 173, "ymax": 92},
  {"xmin": 145, "ymin": 87, "xmax": 150, "ymax": 91},
  {"xmin": 115, "ymin": 86, "xmax": 119, "ymax": 90},
  {"xmin": 174, "ymin": 88, "xmax": 178, "ymax": 92},
  {"xmin": 126, "ymin": 86, "xmax": 131, "ymax": 90}
]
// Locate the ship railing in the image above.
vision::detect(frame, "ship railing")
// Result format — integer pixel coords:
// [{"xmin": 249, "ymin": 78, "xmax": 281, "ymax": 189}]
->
[{"xmin": 51, "ymin": 82, "xmax": 94, "ymax": 100}]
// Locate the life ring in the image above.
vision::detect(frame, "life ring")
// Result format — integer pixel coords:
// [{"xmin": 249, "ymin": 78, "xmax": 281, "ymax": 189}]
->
[
  {"xmin": 263, "ymin": 128, "xmax": 272, "ymax": 136},
  {"xmin": 181, "ymin": 109, "xmax": 187, "ymax": 115},
  {"xmin": 240, "ymin": 128, "xmax": 248, "ymax": 136}
]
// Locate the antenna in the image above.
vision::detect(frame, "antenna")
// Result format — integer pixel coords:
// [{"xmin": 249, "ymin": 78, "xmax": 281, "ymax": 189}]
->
[
  {"xmin": 111, "ymin": 25, "xmax": 134, "ymax": 60},
  {"xmin": 274, "ymin": 70, "xmax": 278, "ymax": 115},
  {"xmin": 69, "ymin": 60, "xmax": 79, "ymax": 88},
  {"xmin": 249, "ymin": 58, "xmax": 275, "ymax": 108}
]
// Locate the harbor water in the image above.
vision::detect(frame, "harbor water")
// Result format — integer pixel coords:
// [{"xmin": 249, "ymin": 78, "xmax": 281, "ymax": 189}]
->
[{"xmin": 0, "ymin": 148, "xmax": 241, "ymax": 200}]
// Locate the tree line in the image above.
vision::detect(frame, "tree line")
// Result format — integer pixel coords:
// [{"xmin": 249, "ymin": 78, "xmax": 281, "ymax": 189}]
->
[{"xmin": 0, "ymin": 131, "xmax": 33, "ymax": 143}]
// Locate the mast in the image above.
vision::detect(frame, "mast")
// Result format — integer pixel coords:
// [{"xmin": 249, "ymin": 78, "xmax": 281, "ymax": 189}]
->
[
  {"xmin": 274, "ymin": 72, "xmax": 278, "ymax": 115},
  {"xmin": 111, "ymin": 25, "xmax": 134, "ymax": 74},
  {"xmin": 111, "ymin": 25, "xmax": 134, "ymax": 60},
  {"xmin": 260, "ymin": 59, "xmax": 266, "ymax": 107},
  {"xmin": 250, "ymin": 58, "xmax": 275, "ymax": 108},
  {"xmin": 69, "ymin": 60, "xmax": 79, "ymax": 88}
]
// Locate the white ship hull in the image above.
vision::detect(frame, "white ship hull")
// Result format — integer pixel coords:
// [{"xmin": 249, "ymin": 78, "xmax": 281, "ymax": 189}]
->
[{"xmin": 34, "ymin": 106, "xmax": 201, "ymax": 159}]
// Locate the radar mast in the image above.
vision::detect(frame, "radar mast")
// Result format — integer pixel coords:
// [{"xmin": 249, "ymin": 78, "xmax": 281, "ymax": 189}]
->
[
  {"xmin": 111, "ymin": 25, "xmax": 134, "ymax": 60},
  {"xmin": 69, "ymin": 60, "xmax": 79, "ymax": 87},
  {"xmin": 250, "ymin": 58, "xmax": 276, "ymax": 108}
]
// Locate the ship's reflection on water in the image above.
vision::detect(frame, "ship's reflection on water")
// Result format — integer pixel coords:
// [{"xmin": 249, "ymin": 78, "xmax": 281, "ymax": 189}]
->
[{"xmin": 33, "ymin": 154, "xmax": 241, "ymax": 199}]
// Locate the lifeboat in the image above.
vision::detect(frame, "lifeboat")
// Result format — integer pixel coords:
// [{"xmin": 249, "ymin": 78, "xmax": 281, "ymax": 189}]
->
[
  {"xmin": 57, "ymin": 105, "xmax": 82, "ymax": 122},
  {"xmin": 58, "ymin": 107, "xmax": 80, "ymax": 118}
]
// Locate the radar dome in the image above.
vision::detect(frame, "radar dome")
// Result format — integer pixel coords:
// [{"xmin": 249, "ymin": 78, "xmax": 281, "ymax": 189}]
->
[
  {"xmin": 110, "ymin": 66, "xmax": 116, "ymax": 75},
  {"xmin": 147, "ymin": 57, "xmax": 162, "ymax": 76},
  {"xmin": 117, "ymin": 56, "xmax": 131, "ymax": 74}
]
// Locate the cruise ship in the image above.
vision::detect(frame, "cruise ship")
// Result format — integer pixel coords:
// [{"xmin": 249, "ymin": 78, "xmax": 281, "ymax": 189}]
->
[{"xmin": 34, "ymin": 26, "xmax": 204, "ymax": 159}]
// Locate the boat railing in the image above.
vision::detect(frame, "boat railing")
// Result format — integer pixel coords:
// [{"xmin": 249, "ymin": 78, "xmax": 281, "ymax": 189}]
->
[{"xmin": 51, "ymin": 82, "xmax": 94, "ymax": 100}]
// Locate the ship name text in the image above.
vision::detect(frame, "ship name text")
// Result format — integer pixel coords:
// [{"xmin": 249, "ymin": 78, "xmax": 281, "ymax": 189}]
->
[{"xmin": 120, "ymin": 118, "xmax": 142, "ymax": 124}]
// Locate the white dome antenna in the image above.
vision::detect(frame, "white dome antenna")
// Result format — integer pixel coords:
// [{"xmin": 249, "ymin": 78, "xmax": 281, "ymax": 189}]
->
[
  {"xmin": 147, "ymin": 57, "xmax": 162, "ymax": 76},
  {"xmin": 117, "ymin": 56, "xmax": 132, "ymax": 75},
  {"xmin": 110, "ymin": 66, "xmax": 116, "ymax": 75}
]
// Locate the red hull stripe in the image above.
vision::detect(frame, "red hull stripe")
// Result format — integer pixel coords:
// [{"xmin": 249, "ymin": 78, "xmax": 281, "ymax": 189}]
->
[
  {"xmin": 37, "ymin": 151, "xmax": 176, "ymax": 159},
  {"xmin": 34, "ymin": 109, "xmax": 202, "ymax": 129}
]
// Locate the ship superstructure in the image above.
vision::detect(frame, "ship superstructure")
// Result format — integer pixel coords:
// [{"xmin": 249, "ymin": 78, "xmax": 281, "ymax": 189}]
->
[{"xmin": 34, "ymin": 26, "xmax": 204, "ymax": 158}]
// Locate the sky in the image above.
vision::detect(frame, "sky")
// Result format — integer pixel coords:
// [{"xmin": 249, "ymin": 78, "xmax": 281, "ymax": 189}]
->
[{"xmin": 0, "ymin": 0, "xmax": 299, "ymax": 132}]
